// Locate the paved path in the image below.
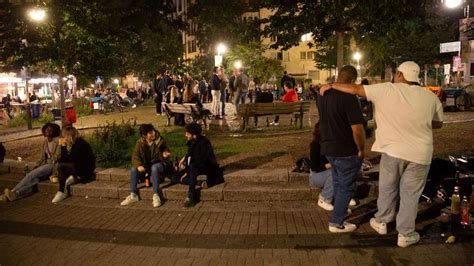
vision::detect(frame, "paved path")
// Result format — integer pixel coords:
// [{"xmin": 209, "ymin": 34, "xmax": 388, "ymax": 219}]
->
[{"xmin": 0, "ymin": 194, "xmax": 472, "ymax": 265}]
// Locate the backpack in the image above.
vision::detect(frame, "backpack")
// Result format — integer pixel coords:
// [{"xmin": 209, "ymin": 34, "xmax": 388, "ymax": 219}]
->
[{"xmin": 293, "ymin": 157, "xmax": 311, "ymax": 173}]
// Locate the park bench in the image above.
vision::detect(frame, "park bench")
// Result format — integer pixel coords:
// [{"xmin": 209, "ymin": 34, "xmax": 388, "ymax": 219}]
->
[
  {"xmin": 238, "ymin": 101, "xmax": 311, "ymax": 130},
  {"xmin": 162, "ymin": 102, "xmax": 209, "ymax": 127}
]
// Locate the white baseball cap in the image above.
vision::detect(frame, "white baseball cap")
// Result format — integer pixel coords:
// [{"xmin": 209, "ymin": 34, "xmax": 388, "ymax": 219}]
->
[{"xmin": 397, "ymin": 61, "xmax": 420, "ymax": 83}]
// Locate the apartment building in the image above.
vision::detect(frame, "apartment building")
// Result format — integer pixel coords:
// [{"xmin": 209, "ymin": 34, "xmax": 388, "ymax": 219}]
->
[{"xmin": 176, "ymin": 0, "xmax": 330, "ymax": 85}]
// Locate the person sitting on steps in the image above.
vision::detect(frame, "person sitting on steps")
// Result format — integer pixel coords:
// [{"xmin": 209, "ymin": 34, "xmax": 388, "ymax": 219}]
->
[
  {"xmin": 308, "ymin": 122, "xmax": 357, "ymax": 211},
  {"xmin": 52, "ymin": 126, "xmax": 96, "ymax": 203},
  {"xmin": 177, "ymin": 123, "xmax": 224, "ymax": 208},
  {"xmin": 121, "ymin": 124, "xmax": 173, "ymax": 208},
  {"xmin": 2, "ymin": 123, "xmax": 61, "ymax": 202}
]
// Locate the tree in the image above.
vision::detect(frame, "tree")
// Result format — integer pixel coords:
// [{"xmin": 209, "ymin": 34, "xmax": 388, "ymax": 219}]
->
[
  {"xmin": 259, "ymin": 0, "xmax": 357, "ymax": 71},
  {"xmin": 226, "ymin": 41, "xmax": 284, "ymax": 84},
  {"xmin": 187, "ymin": 0, "xmax": 255, "ymax": 53}
]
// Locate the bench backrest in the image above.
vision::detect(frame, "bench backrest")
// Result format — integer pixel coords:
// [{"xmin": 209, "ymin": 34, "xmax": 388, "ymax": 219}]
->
[
  {"xmin": 238, "ymin": 101, "xmax": 311, "ymax": 116},
  {"xmin": 162, "ymin": 103, "xmax": 196, "ymax": 115}
]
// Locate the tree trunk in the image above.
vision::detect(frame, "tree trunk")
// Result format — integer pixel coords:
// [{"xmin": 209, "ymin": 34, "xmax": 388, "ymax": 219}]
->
[{"xmin": 336, "ymin": 31, "xmax": 344, "ymax": 74}]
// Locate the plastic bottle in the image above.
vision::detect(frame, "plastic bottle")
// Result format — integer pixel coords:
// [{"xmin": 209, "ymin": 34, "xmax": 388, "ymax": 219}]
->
[
  {"xmin": 460, "ymin": 196, "xmax": 470, "ymax": 227},
  {"xmin": 23, "ymin": 163, "xmax": 29, "ymax": 176},
  {"xmin": 451, "ymin": 186, "xmax": 461, "ymax": 215}
]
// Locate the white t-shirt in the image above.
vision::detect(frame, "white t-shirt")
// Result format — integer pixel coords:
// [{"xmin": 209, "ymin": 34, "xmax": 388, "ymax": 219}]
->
[{"xmin": 364, "ymin": 82, "xmax": 443, "ymax": 165}]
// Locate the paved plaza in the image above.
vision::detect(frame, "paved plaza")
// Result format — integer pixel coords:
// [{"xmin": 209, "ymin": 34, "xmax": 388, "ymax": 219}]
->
[{"xmin": 0, "ymin": 192, "xmax": 473, "ymax": 265}]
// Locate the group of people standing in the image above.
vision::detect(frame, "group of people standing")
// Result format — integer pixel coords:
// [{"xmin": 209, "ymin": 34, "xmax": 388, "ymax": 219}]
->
[{"xmin": 310, "ymin": 61, "xmax": 443, "ymax": 248}]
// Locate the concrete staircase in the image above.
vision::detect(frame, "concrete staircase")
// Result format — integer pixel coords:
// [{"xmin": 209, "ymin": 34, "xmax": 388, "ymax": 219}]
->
[{"xmin": 0, "ymin": 159, "xmax": 320, "ymax": 202}]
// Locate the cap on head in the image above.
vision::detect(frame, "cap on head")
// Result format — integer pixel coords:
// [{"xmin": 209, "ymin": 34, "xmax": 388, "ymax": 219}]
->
[{"xmin": 397, "ymin": 61, "xmax": 420, "ymax": 83}]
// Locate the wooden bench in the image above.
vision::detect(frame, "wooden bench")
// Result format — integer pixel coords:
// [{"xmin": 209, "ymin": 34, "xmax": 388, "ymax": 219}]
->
[
  {"xmin": 238, "ymin": 101, "xmax": 311, "ymax": 130},
  {"xmin": 162, "ymin": 102, "xmax": 209, "ymax": 127}
]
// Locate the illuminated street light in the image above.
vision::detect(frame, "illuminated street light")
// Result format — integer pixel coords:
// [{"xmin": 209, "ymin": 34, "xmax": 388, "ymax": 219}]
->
[
  {"xmin": 443, "ymin": 0, "xmax": 462, "ymax": 8},
  {"xmin": 216, "ymin": 43, "xmax": 227, "ymax": 55},
  {"xmin": 234, "ymin": 61, "xmax": 242, "ymax": 69},
  {"xmin": 29, "ymin": 8, "xmax": 46, "ymax": 22},
  {"xmin": 353, "ymin": 52, "xmax": 362, "ymax": 69},
  {"xmin": 113, "ymin": 79, "xmax": 119, "ymax": 84}
]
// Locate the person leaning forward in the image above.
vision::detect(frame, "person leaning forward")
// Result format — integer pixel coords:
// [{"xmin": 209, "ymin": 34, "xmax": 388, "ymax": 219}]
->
[
  {"xmin": 121, "ymin": 124, "xmax": 173, "ymax": 208},
  {"xmin": 320, "ymin": 61, "xmax": 443, "ymax": 247}
]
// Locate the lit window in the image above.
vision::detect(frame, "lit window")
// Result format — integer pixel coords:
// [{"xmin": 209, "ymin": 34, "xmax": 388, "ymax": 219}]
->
[{"xmin": 301, "ymin": 33, "xmax": 312, "ymax": 42}]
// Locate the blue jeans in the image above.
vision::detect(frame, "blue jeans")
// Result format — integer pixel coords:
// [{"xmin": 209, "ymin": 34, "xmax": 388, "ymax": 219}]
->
[
  {"xmin": 130, "ymin": 163, "xmax": 164, "ymax": 195},
  {"xmin": 309, "ymin": 169, "xmax": 333, "ymax": 203},
  {"xmin": 13, "ymin": 164, "xmax": 53, "ymax": 196},
  {"xmin": 326, "ymin": 155, "xmax": 362, "ymax": 226},
  {"xmin": 220, "ymin": 91, "xmax": 226, "ymax": 116}
]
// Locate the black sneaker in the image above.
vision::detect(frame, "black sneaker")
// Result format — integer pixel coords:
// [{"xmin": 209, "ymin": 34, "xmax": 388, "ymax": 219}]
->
[{"xmin": 183, "ymin": 197, "xmax": 196, "ymax": 208}]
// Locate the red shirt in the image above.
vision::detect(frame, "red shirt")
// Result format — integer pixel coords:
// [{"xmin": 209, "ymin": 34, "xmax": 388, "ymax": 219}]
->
[{"xmin": 282, "ymin": 89, "xmax": 298, "ymax": 102}]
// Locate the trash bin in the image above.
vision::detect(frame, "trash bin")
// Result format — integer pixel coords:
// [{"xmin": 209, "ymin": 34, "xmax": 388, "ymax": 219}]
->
[
  {"xmin": 443, "ymin": 88, "xmax": 464, "ymax": 112},
  {"xmin": 52, "ymin": 108, "xmax": 62, "ymax": 120},
  {"xmin": 65, "ymin": 107, "xmax": 76, "ymax": 124},
  {"xmin": 31, "ymin": 103, "xmax": 41, "ymax": 119}
]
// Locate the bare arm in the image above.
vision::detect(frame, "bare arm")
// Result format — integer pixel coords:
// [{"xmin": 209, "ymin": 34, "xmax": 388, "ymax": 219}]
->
[
  {"xmin": 320, "ymin": 83, "xmax": 366, "ymax": 97},
  {"xmin": 432, "ymin": 121, "xmax": 443, "ymax": 129},
  {"xmin": 351, "ymin": 124, "xmax": 366, "ymax": 158}
]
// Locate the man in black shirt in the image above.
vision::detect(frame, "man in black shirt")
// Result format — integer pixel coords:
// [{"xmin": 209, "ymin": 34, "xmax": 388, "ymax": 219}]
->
[{"xmin": 317, "ymin": 65, "xmax": 365, "ymax": 233}]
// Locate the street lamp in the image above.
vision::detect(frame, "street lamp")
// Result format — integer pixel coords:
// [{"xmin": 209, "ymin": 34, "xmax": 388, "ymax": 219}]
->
[
  {"xmin": 353, "ymin": 52, "xmax": 362, "ymax": 82},
  {"xmin": 443, "ymin": 0, "xmax": 462, "ymax": 8},
  {"xmin": 29, "ymin": 8, "xmax": 46, "ymax": 22},
  {"xmin": 215, "ymin": 43, "xmax": 227, "ymax": 67},
  {"xmin": 234, "ymin": 61, "xmax": 242, "ymax": 69}
]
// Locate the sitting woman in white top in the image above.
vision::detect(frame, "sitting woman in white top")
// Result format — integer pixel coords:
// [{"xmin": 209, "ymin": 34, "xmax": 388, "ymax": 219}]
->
[{"xmin": 2, "ymin": 123, "xmax": 61, "ymax": 201}]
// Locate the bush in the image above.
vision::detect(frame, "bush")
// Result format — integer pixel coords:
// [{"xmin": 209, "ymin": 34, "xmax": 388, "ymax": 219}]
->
[
  {"xmin": 86, "ymin": 119, "xmax": 139, "ymax": 168},
  {"xmin": 37, "ymin": 113, "xmax": 54, "ymax": 124},
  {"xmin": 72, "ymin": 98, "xmax": 94, "ymax": 117},
  {"xmin": 8, "ymin": 113, "xmax": 27, "ymax": 128}
]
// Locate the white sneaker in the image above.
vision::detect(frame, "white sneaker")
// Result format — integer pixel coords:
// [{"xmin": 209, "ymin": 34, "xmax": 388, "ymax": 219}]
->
[
  {"xmin": 152, "ymin": 194, "xmax": 162, "ymax": 208},
  {"xmin": 398, "ymin": 232, "xmax": 420, "ymax": 248},
  {"xmin": 269, "ymin": 121, "xmax": 275, "ymax": 125},
  {"xmin": 349, "ymin": 198, "xmax": 357, "ymax": 207},
  {"xmin": 65, "ymin": 175, "xmax": 75, "ymax": 186},
  {"xmin": 52, "ymin": 191, "xmax": 67, "ymax": 203},
  {"xmin": 370, "ymin": 218, "xmax": 387, "ymax": 235},
  {"xmin": 318, "ymin": 198, "xmax": 334, "ymax": 211},
  {"xmin": 120, "ymin": 193, "xmax": 139, "ymax": 206},
  {"xmin": 273, "ymin": 122, "xmax": 279, "ymax": 126},
  {"xmin": 329, "ymin": 222, "xmax": 357, "ymax": 233},
  {"xmin": 132, "ymin": 104, "xmax": 137, "ymax": 109}
]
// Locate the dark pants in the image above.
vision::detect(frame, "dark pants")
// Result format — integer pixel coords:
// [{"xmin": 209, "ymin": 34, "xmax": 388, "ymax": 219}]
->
[
  {"xmin": 326, "ymin": 155, "xmax": 363, "ymax": 226},
  {"xmin": 58, "ymin": 163, "xmax": 76, "ymax": 193},
  {"xmin": 155, "ymin": 93, "xmax": 163, "ymax": 114},
  {"xmin": 177, "ymin": 164, "xmax": 223, "ymax": 200}
]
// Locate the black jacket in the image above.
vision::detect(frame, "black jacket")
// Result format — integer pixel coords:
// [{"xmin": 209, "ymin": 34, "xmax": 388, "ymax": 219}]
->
[
  {"xmin": 186, "ymin": 135, "xmax": 218, "ymax": 168},
  {"xmin": 210, "ymin": 74, "xmax": 221, "ymax": 91},
  {"xmin": 59, "ymin": 138, "xmax": 96, "ymax": 181}
]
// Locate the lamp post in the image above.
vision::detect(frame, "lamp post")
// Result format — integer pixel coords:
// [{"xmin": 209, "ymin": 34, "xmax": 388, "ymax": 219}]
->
[
  {"xmin": 234, "ymin": 61, "xmax": 242, "ymax": 70},
  {"xmin": 23, "ymin": 7, "xmax": 47, "ymax": 130},
  {"xmin": 353, "ymin": 52, "xmax": 362, "ymax": 82},
  {"xmin": 215, "ymin": 43, "xmax": 227, "ymax": 67}
]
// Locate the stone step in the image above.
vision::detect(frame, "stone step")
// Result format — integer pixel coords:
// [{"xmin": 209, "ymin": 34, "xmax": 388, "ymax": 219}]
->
[
  {"xmin": 0, "ymin": 159, "xmax": 309, "ymax": 184},
  {"xmin": 95, "ymin": 167, "xmax": 308, "ymax": 183},
  {"xmin": 0, "ymin": 174, "xmax": 319, "ymax": 202}
]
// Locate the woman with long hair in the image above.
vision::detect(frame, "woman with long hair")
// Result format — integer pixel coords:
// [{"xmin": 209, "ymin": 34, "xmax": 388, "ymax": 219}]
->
[
  {"xmin": 309, "ymin": 122, "xmax": 356, "ymax": 211},
  {"xmin": 52, "ymin": 126, "xmax": 95, "ymax": 203},
  {"xmin": 2, "ymin": 123, "xmax": 61, "ymax": 201}
]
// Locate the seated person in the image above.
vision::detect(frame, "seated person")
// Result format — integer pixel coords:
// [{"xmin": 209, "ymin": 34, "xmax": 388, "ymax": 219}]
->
[
  {"xmin": 120, "ymin": 124, "xmax": 173, "ymax": 207},
  {"xmin": 2, "ymin": 123, "xmax": 61, "ymax": 201},
  {"xmin": 52, "ymin": 126, "xmax": 96, "ymax": 203},
  {"xmin": 176, "ymin": 123, "xmax": 224, "ymax": 208},
  {"xmin": 254, "ymin": 86, "xmax": 274, "ymax": 126},
  {"xmin": 309, "ymin": 122, "xmax": 356, "ymax": 211},
  {"xmin": 270, "ymin": 81, "xmax": 298, "ymax": 126}
]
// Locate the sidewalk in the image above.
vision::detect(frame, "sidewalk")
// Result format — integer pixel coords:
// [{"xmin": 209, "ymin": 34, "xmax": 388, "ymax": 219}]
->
[{"xmin": 0, "ymin": 194, "xmax": 472, "ymax": 265}]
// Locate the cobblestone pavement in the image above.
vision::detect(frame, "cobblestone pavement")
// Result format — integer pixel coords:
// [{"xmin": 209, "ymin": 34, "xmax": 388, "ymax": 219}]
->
[{"xmin": 0, "ymin": 194, "xmax": 472, "ymax": 265}]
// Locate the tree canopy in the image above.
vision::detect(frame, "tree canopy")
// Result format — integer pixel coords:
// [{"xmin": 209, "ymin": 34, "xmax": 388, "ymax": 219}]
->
[
  {"xmin": 258, "ymin": 0, "xmax": 458, "ymax": 77},
  {"xmin": 0, "ymin": 0, "xmax": 183, "ymax": 85}
]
